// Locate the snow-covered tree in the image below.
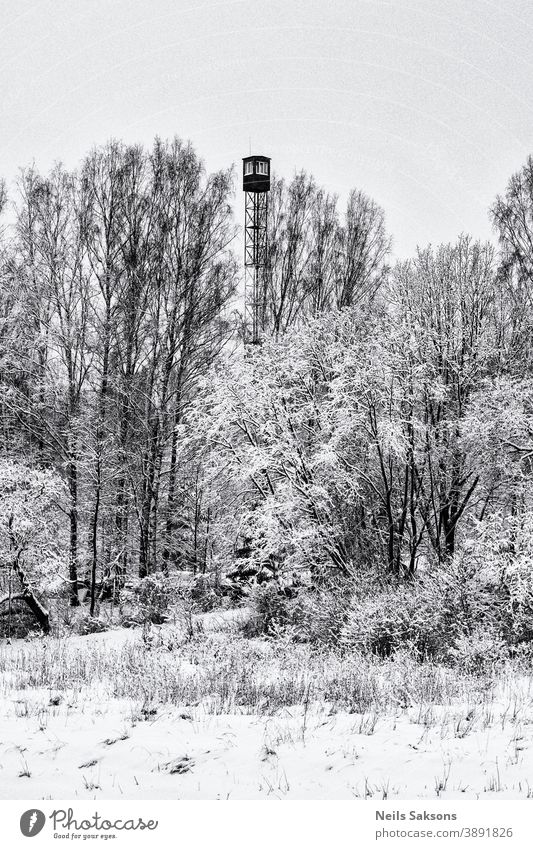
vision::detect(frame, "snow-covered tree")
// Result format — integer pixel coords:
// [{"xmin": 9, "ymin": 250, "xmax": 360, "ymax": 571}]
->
[{"xmin": 0, "ymin": 460, "xmax": 68, "ymax": 632}]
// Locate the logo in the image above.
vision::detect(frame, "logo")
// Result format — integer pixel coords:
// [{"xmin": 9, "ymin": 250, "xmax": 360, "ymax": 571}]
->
[
  {"xmin": 20, "ymin": 810, "xmax": 46, "ymax": 837},
  {"xmin": 50, "ymin": 808, "xmax": 159, "ymax": 833}
]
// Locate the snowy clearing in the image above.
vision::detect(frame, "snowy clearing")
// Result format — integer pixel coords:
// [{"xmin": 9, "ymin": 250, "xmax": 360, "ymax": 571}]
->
[{"xmin": 1, "ymin": 625, "xmax": 533, "ymax": 800}]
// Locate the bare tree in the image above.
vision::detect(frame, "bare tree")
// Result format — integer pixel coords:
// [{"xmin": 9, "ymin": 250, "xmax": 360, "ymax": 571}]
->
[{"xmin": 335, "ymin": 189, "xmax": 390, "ymax": 308}]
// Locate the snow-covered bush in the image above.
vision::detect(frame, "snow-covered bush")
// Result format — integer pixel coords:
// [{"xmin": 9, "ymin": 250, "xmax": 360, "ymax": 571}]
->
[
  {"xmin": 245, "ymin": 583, "xmax": 293, "ymax": 636},
  {"xmin": 190, "ymin": 573, "xmax": 224, "ymax": 612},
  {"xmin": 340, "ymin": 582, "xmax": 451, "ymax": 658},
  {"xmin": 118, "ymin": 572, "xmax": 176, "ymax": 627},
  {"xmin": 464, "ymin": 513, "xmax": 533, "ymax": 642},
  {"xmin": 505, "ymin": 559, "xmax": 533, "ymax": 640},
  {"xmin": 0, "ymin": 460, "xmax": 68, "ymax": 632},
  {"xmin": 74, "ymin": 614, "xmax": 109, "ymax": 636},
  {"xmin": 433, "ymin": 550, "xmax": 508, "ymax": 637},
  {"xmin": 137, "ymin": 572, "xmax": 174, "ymax": 624},
  {"xmin": 0, "ymin": 460, "xmax": 68, "ymax": 589},
  {"xmin": 244, "ymin": 549, "xmax": 512, "ymax": 657},
  {"xmin": 341, "ymin": 557, "xmax": 508, "ymax": 659},
  {"xmin": 244, "ymin": 580, "xmax": 353, "ymax": 643},
  {"xmin": 449, "ymin": 628, "xmax": 509, "ymax": 673},
  {"xmin": 497, "ymin": 517, "xmax": 533, "ymax": 640},
  {"xmin": 288, "ymin": 584, "xmax": 353, "ymax": 645}
]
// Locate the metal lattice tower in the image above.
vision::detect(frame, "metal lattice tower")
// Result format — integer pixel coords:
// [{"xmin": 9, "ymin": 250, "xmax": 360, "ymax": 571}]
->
[{"xmin": 243, "ymin": 155, "xmax": 270, "ymax": 345}]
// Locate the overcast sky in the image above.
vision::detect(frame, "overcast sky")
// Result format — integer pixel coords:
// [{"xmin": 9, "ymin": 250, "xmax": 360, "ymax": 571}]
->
[{"xmin": 2, "ymin": 0, "xmax": 533, "ymax": 257}]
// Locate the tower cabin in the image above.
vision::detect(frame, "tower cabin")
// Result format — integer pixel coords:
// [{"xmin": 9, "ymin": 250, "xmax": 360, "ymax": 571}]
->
[{"xmin": 242, "ymin": 155, "xmax": 271, "ymax": 193}]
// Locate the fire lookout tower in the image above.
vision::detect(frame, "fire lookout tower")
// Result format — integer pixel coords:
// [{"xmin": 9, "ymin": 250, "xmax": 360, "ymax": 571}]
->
[{"xmin": 243, "ymin": 154, "xmax": 270, "ymax": 345}]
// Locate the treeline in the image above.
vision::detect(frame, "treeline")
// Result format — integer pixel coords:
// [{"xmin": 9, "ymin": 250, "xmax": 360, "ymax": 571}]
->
[
  {"xmin": 186, "ymin": 156, "xmax": 533, "ymax": 597},
  {"xmin": 1, "ymin": 137, "xmax": 533, "ymax": 628},
  {"xmin": 0, "ymin": 139, "xmax": 237, "ymax": 609},
  {"xmin": 0, "ymin": 136, "xmax": 397, "ymax": 617}
]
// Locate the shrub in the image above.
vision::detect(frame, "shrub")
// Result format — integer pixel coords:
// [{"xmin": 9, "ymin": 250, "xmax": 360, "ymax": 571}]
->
[
  {"xmin": 244, "ymin": 547, "xmax": 516, "ymax": 658},
  {"xmin": 0, "ymin": 607, "xmax": 38, "ymax": 639},
  {"xmin": 245, "ymin": 583, "xmax": 293, "ymax": 636},
  {"xmin": 74, "ymin": 614, "xmax": 109, "ymax": 636},
  {"xmin": 463, "ymin": 513, "xmax": 533, "ymax": 642},
  {"xmin": 288, "ymin": 585, "xmax": 352, "ymax": 645},
  {"xmin": 340, "ymin": 559, "xmax": 508, "ymax": 660},
  {"xmin": 244, "ymin": 579, "xmax": 354, "ymax": 644},
  {"xmin": 137, "ymin": 572, "xmax": 173, "ymax": 624},
  {"xmin": 174, "ymin": 583, "xmax": 200, "ymax": 640},
  {"xmin": 340, "ymin": 582, "xmax": 450, "ymax": 658},
  {"xmin": 448, "ymin": 628, "xmax": 510, "ymax": 673},
  {"xmin": 190, "ymin": 573, "xmax": 224, "ymax": 612},
  {"xmin": 118, "ymin": 572, "xmax": 177, "ymax": 627},
  {"xmin": 502, "ymin": 554, "xmax": 533, "ymax": 642},
  {"xmin": 441, "ymin": 551, "xmax": 509, "ymax": 636}
]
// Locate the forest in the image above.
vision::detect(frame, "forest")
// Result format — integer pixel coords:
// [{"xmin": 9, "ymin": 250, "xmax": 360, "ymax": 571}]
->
[{"xmin": 1, "ymin": 135, "xmax": 533, "ymax": 667}]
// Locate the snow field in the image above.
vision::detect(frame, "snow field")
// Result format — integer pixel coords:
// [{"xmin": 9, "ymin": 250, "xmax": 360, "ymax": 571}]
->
[{"xmin": 1, "ymin": 625, "xmax": 533, "ymax": 800}]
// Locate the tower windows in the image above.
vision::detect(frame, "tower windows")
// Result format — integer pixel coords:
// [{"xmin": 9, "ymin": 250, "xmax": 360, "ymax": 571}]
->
[{"xmin": 242, "ymin": 156, "xmax": 271, "ymax": 192}]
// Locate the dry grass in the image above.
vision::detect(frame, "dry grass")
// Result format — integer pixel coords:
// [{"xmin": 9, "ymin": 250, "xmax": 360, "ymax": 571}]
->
[
  {"xmin": 2, "ymin": 624, "xmax": 533, "ymax": 799},
  {"xmin": 0, "ymin": 626, "xmax": 513, "ymax": 716}
]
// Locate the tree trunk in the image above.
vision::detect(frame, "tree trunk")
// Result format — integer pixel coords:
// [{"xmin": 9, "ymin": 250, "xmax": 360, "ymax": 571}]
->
[
  {"xmin": 67, "ymin": 456, "xmax": 80, "ymax": 606},
  {"xmin": 9, "ymin": 557, "xmax": 50, "ymax": 634},
  {"xmin": 90, "ymin": 471, "xmax": 100, "ymax": 616}
]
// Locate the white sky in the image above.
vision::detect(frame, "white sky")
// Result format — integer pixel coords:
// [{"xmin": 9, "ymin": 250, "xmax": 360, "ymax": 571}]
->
[{"xmin": 1, "ymin": 0, "xmax": 533, "ymax": 257}]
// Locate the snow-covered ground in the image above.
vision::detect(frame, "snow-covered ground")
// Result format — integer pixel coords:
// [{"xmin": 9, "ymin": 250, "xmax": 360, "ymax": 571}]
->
[{"xmin": 1, "ymin": 622, "xmax": 533, "ymax": 800}]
